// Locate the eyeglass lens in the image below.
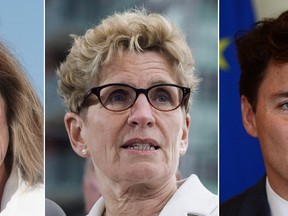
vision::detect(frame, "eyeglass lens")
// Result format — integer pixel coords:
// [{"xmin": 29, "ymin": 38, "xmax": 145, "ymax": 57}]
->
[{"xmin": 99, "ymin": 85, "xmax": 183, "ymax": 111}]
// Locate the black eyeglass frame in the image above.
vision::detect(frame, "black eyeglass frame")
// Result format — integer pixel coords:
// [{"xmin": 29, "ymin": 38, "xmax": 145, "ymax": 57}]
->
[{"xmin": 78, "ymin": 83, "xmax": 191, "ymax": 112}]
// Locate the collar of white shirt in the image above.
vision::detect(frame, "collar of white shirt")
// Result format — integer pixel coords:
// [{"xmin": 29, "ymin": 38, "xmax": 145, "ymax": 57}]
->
[
  {"xmin": 159, "ymin": 174, "xmax": 218, "ymax": 216},
  {"xmin": 87, "ymin": 174, "xmax": 218, "ymax": 216},
  {"xmin": 266, "ymin": 177, "xmax": 288, "ymax": 216}
]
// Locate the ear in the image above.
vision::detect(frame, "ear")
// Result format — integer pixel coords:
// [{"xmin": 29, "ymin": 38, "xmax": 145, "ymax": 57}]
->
[
  {"xmin": 241, "ymin": 96, "xmax": 258, "ymax": 138},
  {"xmin": 64, "ymin": 112, "xmax": 90, "ymax": 158},
  {"xmin": 179, "ymin": 114, "xmax": 190, "ymax": 156}
]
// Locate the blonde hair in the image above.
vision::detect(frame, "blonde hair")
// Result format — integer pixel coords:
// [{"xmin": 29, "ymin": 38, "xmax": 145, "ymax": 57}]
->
[
  {"xmin": 0, "ymin": 41, "xmax": 43, "ymax": 186},
  {"xmin": 58, "ymin": 9, "xmax": 199, "ymax": 113}
]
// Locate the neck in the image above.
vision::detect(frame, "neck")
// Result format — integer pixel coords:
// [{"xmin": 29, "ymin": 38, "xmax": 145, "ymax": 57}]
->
[
  {"xmin": 267, "ymin": 170, "xmax": 288, "ymax": 200},
  {"xmin": 0, "ymin": 163, "xmax": 9, "ymax": 207},
  {"xmin": 101, "ymin": 177, "xmax": 177, "ymax": 216}
]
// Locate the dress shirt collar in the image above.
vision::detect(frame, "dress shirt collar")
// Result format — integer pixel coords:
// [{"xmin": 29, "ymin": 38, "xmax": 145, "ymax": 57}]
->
[{"xmin": 266, "ymin": 177, "xmax": 288, "ymax": 216}]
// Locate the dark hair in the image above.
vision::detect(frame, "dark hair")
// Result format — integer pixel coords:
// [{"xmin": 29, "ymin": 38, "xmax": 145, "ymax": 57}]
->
[{"xmin": 235, "ymin": 10, "xmax": 288, "ymax": 111}]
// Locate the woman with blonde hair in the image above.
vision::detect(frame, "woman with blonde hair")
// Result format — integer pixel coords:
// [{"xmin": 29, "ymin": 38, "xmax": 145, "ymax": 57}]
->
[
  {"xmin": 58, "ymin": 9, "xmax": 218, "ymax": 216},
  {"xmin": 0, "ymin": 41, "xmax": 44, "ymax": 215}
]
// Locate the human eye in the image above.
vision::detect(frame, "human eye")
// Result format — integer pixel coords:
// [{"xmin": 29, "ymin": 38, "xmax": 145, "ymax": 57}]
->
[
  {"xmin": 107, "ymin": 89, "xmax": 129, "ymax": 104},
  {"xmin": 279, "ymin": 102, "xmax": 288, "ymax": 111},
  {"xmin": 156, "ymin": 92, "xmax": 170, "ymax": 103},
  {"xmin": 150, "ymin": 87, "xmax": 173, "ymax": 104}
]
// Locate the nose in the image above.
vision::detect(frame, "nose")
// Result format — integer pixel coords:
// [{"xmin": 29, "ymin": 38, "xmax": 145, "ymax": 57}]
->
[{"xmin": 128, "ymin": 94, "xmax": 156, "ymax": 128}]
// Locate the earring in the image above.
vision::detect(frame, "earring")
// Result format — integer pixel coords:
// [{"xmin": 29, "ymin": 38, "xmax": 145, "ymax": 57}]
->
[
  {"xmin": 180, "ymin": 148, "xmax": 184, "ymax": 153},
  {"xmin": 82, "ymin": 148, "xmax": 88, "ymax": 155}
]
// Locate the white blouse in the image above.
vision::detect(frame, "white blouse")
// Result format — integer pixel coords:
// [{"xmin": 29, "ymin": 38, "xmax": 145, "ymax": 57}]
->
[{"xmin": 0, "ymin": 165, "xmax": 44, "ymax": 216}]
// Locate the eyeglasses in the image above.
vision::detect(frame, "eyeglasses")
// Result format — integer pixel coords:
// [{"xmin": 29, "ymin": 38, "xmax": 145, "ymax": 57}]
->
[{"xmin": 79, "ymin": 83, "xmax": 190, "ymax": 112}]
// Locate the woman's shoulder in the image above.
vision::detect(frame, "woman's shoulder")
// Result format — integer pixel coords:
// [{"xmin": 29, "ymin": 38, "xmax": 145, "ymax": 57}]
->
[
  {"xmin": 3, "ymin": 183, "xmax": 44, "ymax": 215},
  {"xmin": 21, "ymin": 182, "xmax": 44, "ymax": 200},
  {"xmin": 1, "ymin": 166, "xmax": 44, "ymax": 215},
  {"xmin": 160, "ymin": 174, "xmax": 218, "ymax": 216}
]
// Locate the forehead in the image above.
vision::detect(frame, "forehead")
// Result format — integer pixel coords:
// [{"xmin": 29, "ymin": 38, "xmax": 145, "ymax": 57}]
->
[
  {"xmin": 98, "ymin": 51, "xmax": 179, "ymax": 86},
  {"xmin": 256, "ymin": 62, "xmax": 288, "ymax": 109},
  {"xmin": 259, "ymin": 62, "xmax": 288, "ymax": 94}
]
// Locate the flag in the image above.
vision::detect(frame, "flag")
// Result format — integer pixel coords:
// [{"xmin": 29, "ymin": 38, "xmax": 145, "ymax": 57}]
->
[{"xmin": 220, "ymin": 0, "xmax": 266, "ymax": 203}]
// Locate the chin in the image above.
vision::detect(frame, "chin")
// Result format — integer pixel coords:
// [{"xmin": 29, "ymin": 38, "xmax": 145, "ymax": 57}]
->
[{"xmin": 123, "ymin": 162, "xmax": 167, "ymax": 183}]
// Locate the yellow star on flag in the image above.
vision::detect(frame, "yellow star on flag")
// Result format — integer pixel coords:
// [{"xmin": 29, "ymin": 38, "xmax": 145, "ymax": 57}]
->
[{"xmin": 220, "ymin": 37, "xmax": 231, "ymax": 71}]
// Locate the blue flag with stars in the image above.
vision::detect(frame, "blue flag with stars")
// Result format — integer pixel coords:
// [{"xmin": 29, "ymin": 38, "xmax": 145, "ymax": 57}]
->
[{"xmin": 220, "ymin": 0, "xmax": 266, "ymax": 203}]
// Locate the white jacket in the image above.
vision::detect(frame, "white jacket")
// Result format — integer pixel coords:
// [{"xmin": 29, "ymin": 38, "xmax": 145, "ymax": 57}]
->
[
  {"xmin": 87, "ymin": 174, "xmax": 218, "ymax": 216},
  {"xmin": 0, "ymin": 165, "xmax": 44, "ymax": 216}
]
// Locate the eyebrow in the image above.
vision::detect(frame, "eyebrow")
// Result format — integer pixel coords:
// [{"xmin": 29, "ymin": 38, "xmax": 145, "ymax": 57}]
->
[
  {"xmin": 111, "ymin": 79, "xmax": 177, "ymax": 87},
  {"xmin": 148, "ymin": 80, "xmax": 177, "ymax": 86},
  {"xmin": 271, "ymin": 91, "xmax": 288, "ymax": 100}
]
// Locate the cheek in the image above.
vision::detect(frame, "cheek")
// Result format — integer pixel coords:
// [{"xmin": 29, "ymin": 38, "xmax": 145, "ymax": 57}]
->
[
  {"xmin": 0, "ymin": 126, "xmax": 9, "ymax": 165},
  {"xmin": 161, "ymin": 114, "xmax": 185, "ymax": 152},
  {"xmin": 85, "ymin": 112, "xmax": 123, "ymax": 160},
  {"xmin": 0, "ymin": 100, "xmax": 9, "ymax": 165},
  {"xmin": 171, "ymin": 114, "xmax": 185, "ymax": 141},
  {"xmin": 258, "ymin": 118, "xmax": 288, "ymax": 162},
  {"xmin": 268, "ymin": 122, "xmax": 288, "ymax": 153}
]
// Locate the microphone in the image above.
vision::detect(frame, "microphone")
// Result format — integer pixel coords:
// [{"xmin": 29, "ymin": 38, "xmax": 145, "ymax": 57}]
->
[{"xmin": 45, "ymin": 198, "xmax": 66, "ymax": 216}]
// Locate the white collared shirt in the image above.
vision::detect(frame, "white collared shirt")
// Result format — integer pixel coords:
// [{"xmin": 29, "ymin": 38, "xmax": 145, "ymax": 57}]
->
[
  {"xmin": 87, "ymin": 174, "xmax": 218, "ymax": 216},
  {"xmin": 266, "ymin": 177, "xmax": 288, "ymax": 216}
]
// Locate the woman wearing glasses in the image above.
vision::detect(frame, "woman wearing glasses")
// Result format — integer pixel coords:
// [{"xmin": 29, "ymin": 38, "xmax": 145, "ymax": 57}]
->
[{"xmin": 58, "ymin": 9, "xmax": 218, "ymax": 216}]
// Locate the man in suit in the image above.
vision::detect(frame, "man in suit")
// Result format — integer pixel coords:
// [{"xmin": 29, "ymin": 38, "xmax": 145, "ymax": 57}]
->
[{"xmin": 221, "ymin": 10, "xmax": 288, "ymax": 216}]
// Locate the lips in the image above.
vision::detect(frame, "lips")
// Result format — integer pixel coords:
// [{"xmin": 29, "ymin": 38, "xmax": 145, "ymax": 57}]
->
[{"xmin": 121, "ymin": 138, "xmax": 160, "ymax": 151}]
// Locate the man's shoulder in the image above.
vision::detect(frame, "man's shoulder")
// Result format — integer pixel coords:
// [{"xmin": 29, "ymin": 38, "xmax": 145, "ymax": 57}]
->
[
  {"xmin": 220, "ymin": 176, "xmax": 270, "ymax": 216},
  {"xmin": 220, "ymin": 187, "xmax": 256, "ymax": 215}
]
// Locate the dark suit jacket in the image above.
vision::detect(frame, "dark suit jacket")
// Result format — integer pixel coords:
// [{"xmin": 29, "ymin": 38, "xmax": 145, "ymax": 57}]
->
[{"xmin": 220, "ymin": 176, "xmax": 271, "ymax": 216}]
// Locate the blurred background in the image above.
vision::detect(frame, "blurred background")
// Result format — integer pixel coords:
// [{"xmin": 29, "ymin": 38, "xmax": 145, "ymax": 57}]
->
[
  {"xmin": 0, "ymin": 1, "xmax": 44, "ymax": 101},
  {"xmin": 220, "ymin": 0, "xmax": 288, "ymax": 203},
  {"xmin": 45, "ymin": 0, "xmax": 218, "ymax": 215}
]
